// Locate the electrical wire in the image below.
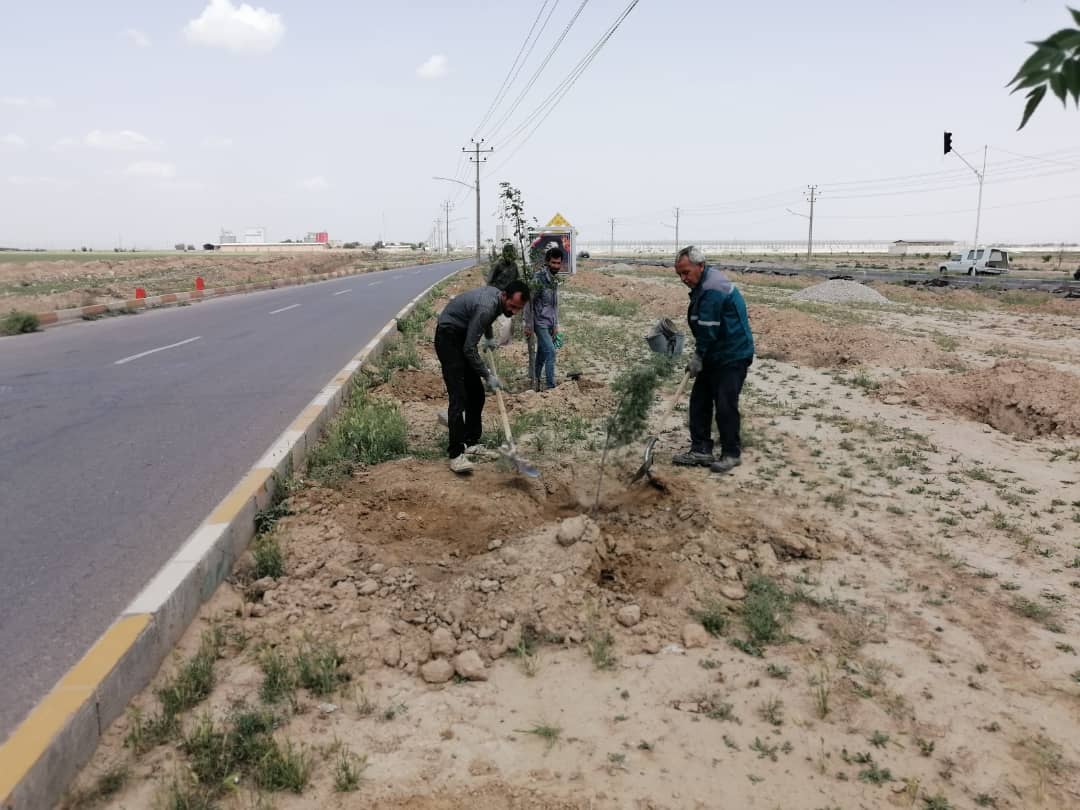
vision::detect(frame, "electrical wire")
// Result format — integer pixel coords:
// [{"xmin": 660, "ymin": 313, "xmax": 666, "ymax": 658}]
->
[
  {"xmin": 485, "ymin": 0, "xmax": 592, "ymax": 142},
  {"xmin": 472, "ymin": 0, "xmax": 553, "ymax": 138},
  {"xmin": 485, "ymin": 0, "xmax": 640, "ymax": 173}
]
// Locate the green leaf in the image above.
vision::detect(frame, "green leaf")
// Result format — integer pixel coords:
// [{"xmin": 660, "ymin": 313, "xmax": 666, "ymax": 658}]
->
[
  {"xmin": 1036, "ymin": 28, "xmax": 1080, "ymax": 49},
  {"xmin": 1067, "ymin": 59, "xmax": 1080, "ymax": 105},
  {"xmin": 1009, "ymin": 69, "xmax": 1050, "ymax": 93},
  {"xmin": 1009, "ymin": 46, "xmax": 1054, "ymax": 86},
  {"xmin": 1050, "ymin": 72, "xmax": 1068, "ymax": 104},
  {"xmin": 1018, "ymin": 84, "xmax": 1048, "ymax": 129},
  {"xmin": 1070, "ymin": 7, "xmax": 1080, "ymax": 28}
]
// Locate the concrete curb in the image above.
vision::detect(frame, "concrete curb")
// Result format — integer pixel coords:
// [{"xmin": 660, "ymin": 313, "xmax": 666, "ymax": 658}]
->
[
  {"xmin": 30, "ymin": 259, "xmax": 448, "ymax": 330},
  {"xmin": 0, "ymin": 264, "xmax": 471, "ymax": 810}
]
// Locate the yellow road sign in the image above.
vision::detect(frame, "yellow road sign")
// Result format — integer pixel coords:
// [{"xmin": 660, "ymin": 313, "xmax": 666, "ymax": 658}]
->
[{"xmin": 546, "ymin": 212, "xmax": 572, "ymax": 227}]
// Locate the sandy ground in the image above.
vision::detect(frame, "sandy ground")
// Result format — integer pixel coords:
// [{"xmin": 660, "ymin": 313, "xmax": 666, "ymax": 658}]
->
[
  {"xmin": 64, "ymin": 263, "xmax": 1080, "ymax": 810},
  {"xmin": 0, "ymin": 250, "xmax": 450, "ymax": 314}
]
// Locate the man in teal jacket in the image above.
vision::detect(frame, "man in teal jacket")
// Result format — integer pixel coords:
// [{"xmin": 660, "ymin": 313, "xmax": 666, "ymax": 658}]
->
[{"xmin": 672, "ymin": 245, "xmax": 755, "ymax": 474}]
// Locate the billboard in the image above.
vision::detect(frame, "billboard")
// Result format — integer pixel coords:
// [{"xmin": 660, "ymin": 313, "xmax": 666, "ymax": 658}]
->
[{"xmin": 528, "ymin": 226, "xmax": 576, "ymax": 275}]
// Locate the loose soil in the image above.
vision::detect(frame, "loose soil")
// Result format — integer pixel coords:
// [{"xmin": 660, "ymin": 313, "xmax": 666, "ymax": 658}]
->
[
  {"xmin": 0, "ymin": 250, "xmax": 449, "ymax": 314},
  {"xmin": 68, "ymin": 263, "xmax": 1080, "ymax": 810}
]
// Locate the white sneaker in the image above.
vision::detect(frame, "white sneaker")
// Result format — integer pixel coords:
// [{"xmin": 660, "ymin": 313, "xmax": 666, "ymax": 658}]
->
[
  {"xmin": 465, "ymin": 444, "xmax": 491, "ymax": 457},
  {"xmin": 449, "ymin": 455, "xmax": 475, "ymax": 474}
]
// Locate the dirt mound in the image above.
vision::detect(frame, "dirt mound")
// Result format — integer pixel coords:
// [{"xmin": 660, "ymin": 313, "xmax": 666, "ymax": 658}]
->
[
  {"xmin": 382, "ymin": 368, "xmax": 446, "ymax": 402},
  {"xmin": 791, "ymin": 279, "xmax": 892, "ymax": 305},
  {"xmin": 567, "ymin": 270, "xmax": 684, "ymax": 317},
  {"xmin": 751, "ymin": 306, "xmax": 945, "ymax": 368},
  {"xmin": 884, "ymin": 360, "xmax": 1080, "ymax": 438}
]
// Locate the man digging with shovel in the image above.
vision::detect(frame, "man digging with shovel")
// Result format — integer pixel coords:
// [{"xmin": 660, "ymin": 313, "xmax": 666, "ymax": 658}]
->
[
  {"xmin": 672, "ymin": 245, "xmax": 755, "ymax": 474},
  {"xmin": 435, "ymin": 280, "xmax": 531, "ymax": 474}
]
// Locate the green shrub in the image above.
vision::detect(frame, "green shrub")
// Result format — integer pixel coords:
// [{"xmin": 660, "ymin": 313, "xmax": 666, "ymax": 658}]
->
[
  {"xmin": 0, "ymin": 310, "xmax": 40, "ymax": 335},
  {"xmin": 307, "ymin": 385, "xmax": 408, "ymax": 484}
]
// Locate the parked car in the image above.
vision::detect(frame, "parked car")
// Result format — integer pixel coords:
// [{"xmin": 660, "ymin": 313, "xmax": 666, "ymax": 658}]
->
[
  {"xmin": 938, "ymin": 247, "xmax": 1010, "ymax": 276},
  {"xmin": 577, "ymin": 250, "xmax": 590, "ymax": 259}
]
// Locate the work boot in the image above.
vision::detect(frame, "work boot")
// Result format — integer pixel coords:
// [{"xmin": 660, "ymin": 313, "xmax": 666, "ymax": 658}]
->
[
  {"xmin": 449, "ymin": 455, "xmax": 475, "ymax": 474},
  {"xmin": 672, "ymin": 449, "xmax": 714, "ymax": 467},
  {"xmin": 710, "ymin": 456, "xmax": 742, "ymax": 474}
]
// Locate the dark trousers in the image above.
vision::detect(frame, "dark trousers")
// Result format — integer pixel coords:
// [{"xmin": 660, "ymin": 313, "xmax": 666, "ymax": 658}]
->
[
  {"xmin": 688, "ymin": 359, "xmax": 751, "ymax": 458},
  {"xmin": 434, "ymin": 325, "xmax": 485, "ymax": 459}
]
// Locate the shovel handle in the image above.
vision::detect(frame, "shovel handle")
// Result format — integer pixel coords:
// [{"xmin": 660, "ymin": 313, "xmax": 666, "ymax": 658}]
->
[
  {"xmin": 658, "ymin": 370, "xmax": 692, "ymax": 428},
  {"xmin": 486, "ymin": 349, "xmax": 516, "ymax": 451}
]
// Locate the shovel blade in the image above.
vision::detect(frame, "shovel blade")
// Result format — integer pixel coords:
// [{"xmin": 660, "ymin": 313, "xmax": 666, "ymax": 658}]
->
[
  {"xmin": 630, "ymin": 436, "xmax": 659, "ymax": 484},
  {"xmin": 499, "ymin": 447, "xmax": 541, "ymax": 478}
]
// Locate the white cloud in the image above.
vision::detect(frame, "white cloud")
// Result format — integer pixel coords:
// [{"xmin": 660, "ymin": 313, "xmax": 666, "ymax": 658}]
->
[
  {"xmin": 85, "ymin": 129, "xmax": 156, "ymax": 151},
  {"xmin": 122, "ymin": 28, "xmax": 151, "ymax": 48},
  {"xmin": 8, "ymin": 175, "xmax": 64, "ymax": 187},
  {"xmin": 1, "ymin": 134, "xmax": 26, "ymax": 148},
  {"xmin": 125, "ymin": 161, "xmax": 177, "ymax": 179},
  {"xmin": 0, "ymin": 96, "xmax": 55, "ymax": 109},
  {"xmin": 299, "ymin": 175, "xmax": 328, "ymax": 191},
  {"xmin": 184, "ymin": 0, "xmax": 285, "ymax": 54},
  {"xmin": 200, "ymin": 135, "xmax": 234, "ymax": 149},
  {"xmin": 52, "ymin": 136, "xmax": 79, "ymax": 151},
  {"xmin": 416, "ymin": 54, "xmax": 448, "ymax": 80}
]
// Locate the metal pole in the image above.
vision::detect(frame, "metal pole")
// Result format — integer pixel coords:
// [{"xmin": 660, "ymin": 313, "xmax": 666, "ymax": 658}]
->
[
  {"xmin": 462, "ymin": 139, "xmax": 494, "ymax": 263},
  {"xmin": 674, "ymin": 206, "xmax": 680, "ymax": 256},
  {"xmin": 444, "ymin": 201, "xmax": 452, "ymax": 256},
  {"xmin": 973, "ymin": 145, "xmax": 986, "ymax": 253},
  {"xmin": 806, "ymin": 185, "xmax": 818, "ymax": 260},
  {"xmin": 609, "ymin": 218, "xmax": 615, "ymax": 256}
]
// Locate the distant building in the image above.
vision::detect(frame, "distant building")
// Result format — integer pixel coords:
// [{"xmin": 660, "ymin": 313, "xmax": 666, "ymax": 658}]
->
[
  {"xmin": 304, "ymin": 231, "xmax": 329, "ymax": 244},
  {"xmin": 219, "ymin": 229, "xmax": 238, "ymax": 244},
  {"xmin": 218, "ymin": 242, "xmax": 329, "ymax": 254},
  {"xmin": 241, "ymin": 227, "xmax": 266, "ymax": 244},
  {"xmin": 888, "ymin": 239, "xmax": 955, "ymax": 256}
]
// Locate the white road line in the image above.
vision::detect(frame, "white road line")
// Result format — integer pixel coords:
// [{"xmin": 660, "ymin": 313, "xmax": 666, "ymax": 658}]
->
[
  {"xmin": 332, "ymin": 289, "xmax": 352, "ymax": 296},
  {"xmin": 369, "ymin": 280, "xmax": 384, "ymax": 287},
  {"xmin": 269, "ymin": 304, "xmax": 301, "ymax": 315},
  {"xmin": 114, "ymin": 336, "xmax": 202, "ymax": 366}
]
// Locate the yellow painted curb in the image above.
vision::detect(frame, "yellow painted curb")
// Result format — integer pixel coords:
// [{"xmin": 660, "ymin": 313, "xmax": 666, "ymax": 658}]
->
[{"xmin": 0, "ymin": 615, "xmax": 150, "ymax": 800}]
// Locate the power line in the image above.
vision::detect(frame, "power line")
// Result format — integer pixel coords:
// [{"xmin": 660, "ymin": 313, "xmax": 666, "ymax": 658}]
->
[
  {"xmin": 485, "ymin": 0, "xmax": 640, "ymax": 173},
  {"xmin": 486, "ymin": 0, "xmax": 592, "ymax": 141},
  {"xmin": 472, "ymin": 0, "xmax": 554, "ymax": 137}
]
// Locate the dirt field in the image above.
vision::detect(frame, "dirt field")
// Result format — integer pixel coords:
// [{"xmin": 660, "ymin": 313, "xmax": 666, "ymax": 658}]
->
[
  {"xmin": 0, "ymin": 250, "xmax": 456, "ymax": 315},
  {"xmin": 64, "ymin": 262, "xmax": 1080, "ymax": 810}
]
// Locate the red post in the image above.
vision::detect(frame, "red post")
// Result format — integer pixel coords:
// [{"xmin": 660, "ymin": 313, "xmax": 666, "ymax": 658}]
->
[
  {"xmin": 135, "ymin": 288, "xmax": 146, "ymax": 299},
  {"xmin": 195, "ymin": 276, "xmax": 205, "ymax": 291}
]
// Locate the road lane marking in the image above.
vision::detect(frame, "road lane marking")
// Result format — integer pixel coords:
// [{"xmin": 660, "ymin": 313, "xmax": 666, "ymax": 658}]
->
[
  {"xmin": 332, "ymin": 289, "xmax": 352, "ymax": 296},
  {"xmin": 269, "ymin": 304, "xmax": 301, "ymax": 315},
  {"xmin": 114, "ymin": 336, "xmax": 202, "ymax": 366},
  {"xmin": 369, "ymin": 280, "xmax": 384, "ymax": 287}
]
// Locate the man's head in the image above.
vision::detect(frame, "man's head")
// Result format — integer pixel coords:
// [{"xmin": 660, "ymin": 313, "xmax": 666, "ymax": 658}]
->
[
  {"xmin": 544, "ymin": 246, "xmax": 564, "ymax": 273},
  {"xmin": 500, "ymin": 280, "xmax": 531, "ymax": 315},
  {"xmin": 501, "ymin": 243, "xmax": 517, "ymax": 261},
  {"xmin": 674, "ymin": 245, "xmax": 707, "ymax": 288}
]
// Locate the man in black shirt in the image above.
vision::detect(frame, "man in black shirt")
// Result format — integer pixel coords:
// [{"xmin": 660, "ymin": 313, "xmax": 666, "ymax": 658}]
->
[{"xmin": 435, "ymin": 280, "xmax": 531, "ymax": 474}]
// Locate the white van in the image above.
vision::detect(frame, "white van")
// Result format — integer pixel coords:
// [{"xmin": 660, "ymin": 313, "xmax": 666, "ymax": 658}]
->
[{"xmin": 938, "ymin": 247, "xmax": 1011, "ymax": 276}]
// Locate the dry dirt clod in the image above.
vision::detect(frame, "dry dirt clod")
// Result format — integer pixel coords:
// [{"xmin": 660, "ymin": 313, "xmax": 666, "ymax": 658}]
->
[
  {"xmin": 682, "ymin": 623, "xmax": 710, "ymax": 649},
  {"xmin": 430, "ymin": 627, "xmax": 456, "ymax": 657},
  {"xmin": 454, "ymin": 650, "xmax": 488, "ymax": 681},
  {"xmin": 358, "ymin": 579, "xmax": 380, "ymax": 596},
  {"xmin": 382, "ymin": 640, "xmax": 402, "ymax": 667},
  {"xmin": 718, "ymin": 583, "xmax": 747, "ymax": 601},
  {"xmin": 617, "ymin": 605, "xmax": 642, "ymax": 627},
  {"xmin": 639, "ymin": 635, "xmax": 662, "ymax": 654},
  {"xmin": 556, "ymin": 514, "xmax": 597, "ymax": 547},
  {"xmin": 369, "ymin": 617, "xmax": 393, "ymax": 639},
  {"xmin": 421, "ymin": 658, "xmax": 455, "ymax": 684},
  {"xmin": 753, "ymin": 542, "xmax": 780, "ymax": 571},
  {"xmin": 333, "ymin": 580, "xmax": 358, "ymax": 600}
]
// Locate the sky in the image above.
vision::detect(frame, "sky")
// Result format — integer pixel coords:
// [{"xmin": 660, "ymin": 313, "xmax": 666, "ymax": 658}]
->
[{"xmin": 1, "ymin": 0, "xmax": 1078, "ymax": 250}]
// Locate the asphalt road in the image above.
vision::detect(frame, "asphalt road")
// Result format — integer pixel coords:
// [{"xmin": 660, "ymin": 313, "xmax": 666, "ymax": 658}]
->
[{"xmin": 0, "ymin": 258, "xmax": 471, "ymax": 740}]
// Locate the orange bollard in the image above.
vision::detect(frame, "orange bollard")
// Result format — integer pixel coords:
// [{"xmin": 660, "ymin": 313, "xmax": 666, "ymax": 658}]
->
[
  {"xmin": 135, "ymin": 288, "xmax": 146, "ymax": 299},
  {"xmin": 195, "ymin": 276, "xmax": 205, "ymax": 291}
]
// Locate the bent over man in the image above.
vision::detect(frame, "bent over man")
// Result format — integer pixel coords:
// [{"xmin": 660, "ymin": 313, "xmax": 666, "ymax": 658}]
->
[
  {"xmin": 672, "ymin": 245, "xmax": 755, "ymax": 474},
  {"xmin": 435, "ymin": 280, "xmax": 531, "ymax": 474}
]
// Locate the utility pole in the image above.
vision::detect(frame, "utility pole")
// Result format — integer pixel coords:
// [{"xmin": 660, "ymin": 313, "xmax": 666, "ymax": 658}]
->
[
  {"xmin": 673, "ymin": 206, "xmax": 680, "ymax": 255},
  {"xmin": 805, "ymin": 185, "xmax": 819, "ymax": 260},
  {"xmin": 462, "ymin": 139, "xmax": 494, "ymax": 262},
  {"xmin": 609, "ymin": 218, "xmax": 615, "ymax": 257},
  {"xmin": 442, "ymin": 200, "xmax": 453, "ymax": 256},
  {"xmin": 944, "ymin": 134, "xmax": 987, "ymax": 253}
]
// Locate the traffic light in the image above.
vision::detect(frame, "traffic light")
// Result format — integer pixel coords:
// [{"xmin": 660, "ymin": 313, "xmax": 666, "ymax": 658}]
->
[{"xmin": 944, "ymin": 132, "xmax": 953, "ymax": 155}]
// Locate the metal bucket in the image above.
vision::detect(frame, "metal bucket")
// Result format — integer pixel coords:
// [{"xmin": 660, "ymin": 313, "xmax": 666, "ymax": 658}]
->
[{"xmin": 645, "ymin": 318, "xmax": 685, "ymax": 356}]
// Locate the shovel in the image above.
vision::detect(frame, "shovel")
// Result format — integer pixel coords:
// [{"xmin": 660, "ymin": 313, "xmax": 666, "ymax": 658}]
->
[
  {"xmin": 630, "ymin": 370, "xmax": 692, "ymax": 484},
  {"xmin": 486, "ymin": 349, "xmax": 540, "ymax": 478}
]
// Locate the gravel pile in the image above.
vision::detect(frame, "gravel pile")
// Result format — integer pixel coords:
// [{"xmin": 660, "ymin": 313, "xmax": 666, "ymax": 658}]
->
[{"xmin": 791, "ymin": 279, "xmax": 892, "ymax": 305}]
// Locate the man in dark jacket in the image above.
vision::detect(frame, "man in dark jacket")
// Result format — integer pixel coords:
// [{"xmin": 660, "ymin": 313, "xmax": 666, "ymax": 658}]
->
[
  {"xmin": 435, "ymin": 280, "xmax": 531, "ymax": 474},
  {"xmin": 487, "ymin": 243, "xmax": 521, "ymax": 290},
  {"xmin": 524, "ymin": 246, "xmax": 562, "ymax": 389},
  {"xmin": 672, "ymin": 245, "xmax": 755, "ymax": 474}
]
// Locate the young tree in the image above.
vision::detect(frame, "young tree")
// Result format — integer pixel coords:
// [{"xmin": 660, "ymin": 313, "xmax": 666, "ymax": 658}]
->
[
  {"xmin": 499, "ymin": 181, "xmax": 540, "ymax": 387},
  {"xmin": 1008, "ymin": 7, "xmax": 1080, "ymax": 128}
]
